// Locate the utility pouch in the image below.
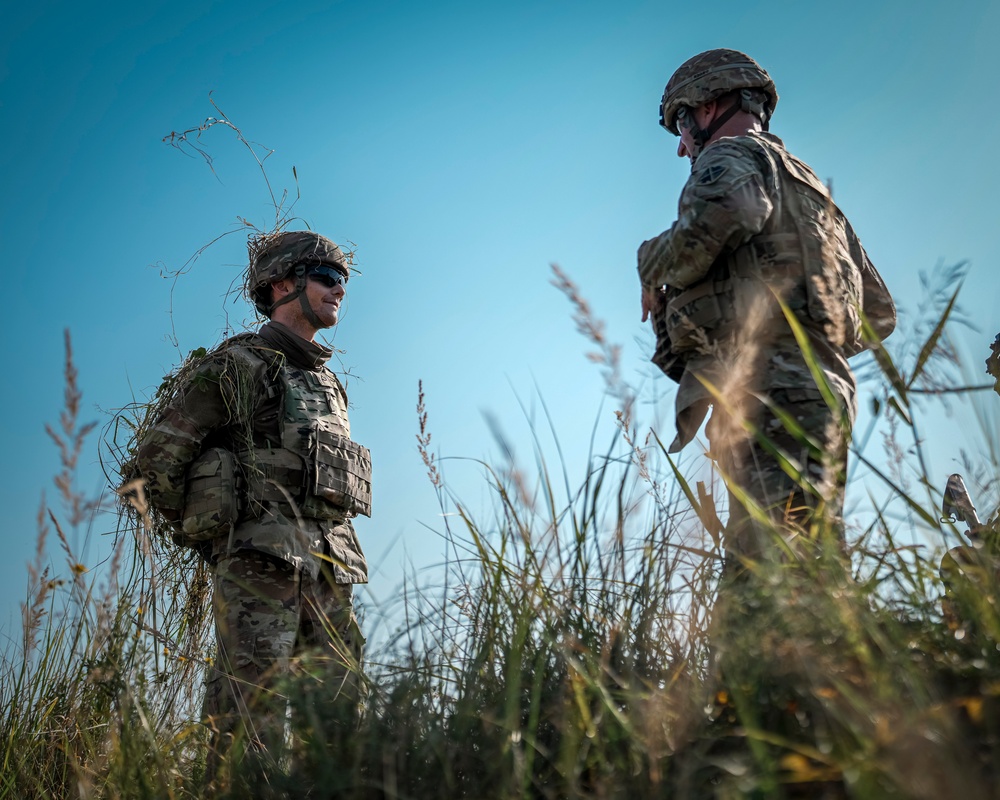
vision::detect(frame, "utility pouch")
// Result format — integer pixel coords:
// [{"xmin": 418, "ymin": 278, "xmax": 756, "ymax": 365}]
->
[
  {"xmin": 180, "ymin": 448, "xmax": 243, "ymax": 541},
  {"xmin": 312, "ymin": 431, "xmax": 373, "ymax": 518},
  {"xmin": 650, "ymin": 299, "xmax": 685, "ymax": 383},
  {"xmin": 664, "ymin": 279, "xmax": 727, "ymax": 354}
]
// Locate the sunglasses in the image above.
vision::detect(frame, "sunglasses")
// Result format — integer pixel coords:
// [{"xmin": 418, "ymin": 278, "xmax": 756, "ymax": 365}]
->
[{"xmin": 307, "ymin": 265, "xmax": 347, "ymax": 289}]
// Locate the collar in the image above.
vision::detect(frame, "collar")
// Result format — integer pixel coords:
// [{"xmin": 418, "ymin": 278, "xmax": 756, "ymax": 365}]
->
[{"xmin": 257, "ymin": 321, "xmax": 333, "ymax": 371}]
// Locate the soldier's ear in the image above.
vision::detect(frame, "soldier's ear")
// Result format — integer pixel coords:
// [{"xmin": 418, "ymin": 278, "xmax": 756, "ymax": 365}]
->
[
  {"xmin": 699, "ymin": 99, "xmax": 718, "ymax": 127},
  {"xmin": 270, "ymin": 278, "xmax": 294, "ymax": 299}
]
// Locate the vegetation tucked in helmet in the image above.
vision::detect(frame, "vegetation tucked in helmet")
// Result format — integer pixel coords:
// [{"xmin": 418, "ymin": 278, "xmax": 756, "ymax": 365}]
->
[
  {"xmin": 245, "ymin": 230, "xmax": 349, "ymax": 319},
  {"xmin": 659, "ymin": 48, "xmax": 778, "ymax": 139}
]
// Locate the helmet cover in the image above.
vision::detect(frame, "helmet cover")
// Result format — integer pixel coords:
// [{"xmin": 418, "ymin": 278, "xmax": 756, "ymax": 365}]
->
[
  {"xmin": 660, "ymin": 49, "xmax": 778, "ymax": 135},
  {"xmin": 246, "ymin": 230, "xmax": 348, "ymax": 317}
]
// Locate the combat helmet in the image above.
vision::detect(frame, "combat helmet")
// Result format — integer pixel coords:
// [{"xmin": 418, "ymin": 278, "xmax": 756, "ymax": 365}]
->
[
  {"xmin": 245, "ymin": 230, "xmax": 349, "ymax": 325},
  {"xmin": 659, "ymin": 49, "xmax": 778, "ymax": 148}
]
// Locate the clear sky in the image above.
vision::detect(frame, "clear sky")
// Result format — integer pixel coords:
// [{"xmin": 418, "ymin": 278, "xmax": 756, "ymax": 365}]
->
[{"xmin": 2, "ymin": 0, "xmax": 999, "ymax": 644}]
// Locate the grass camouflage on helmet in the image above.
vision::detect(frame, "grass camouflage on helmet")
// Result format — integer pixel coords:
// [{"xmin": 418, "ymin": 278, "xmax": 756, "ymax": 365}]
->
[{"xmin": 245, "ymin": 230, "xmax": 350, "ymax": 318}]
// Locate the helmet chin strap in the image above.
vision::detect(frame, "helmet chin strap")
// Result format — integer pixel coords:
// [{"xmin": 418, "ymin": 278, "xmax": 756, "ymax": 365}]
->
[
  {"xmin": 680, "ymin": 92, "xmax": 753, "ymax": 159},
  {"xmin": 297, "ymin": 290, "xmax": 324, "ymax": 329},
  {"xmin": 693, "ymin": 98, "xmax": 741, "ymax": 149},
  {"xmin": 268, "ymin": 263, "xmax": 324, "ymax": 328}
]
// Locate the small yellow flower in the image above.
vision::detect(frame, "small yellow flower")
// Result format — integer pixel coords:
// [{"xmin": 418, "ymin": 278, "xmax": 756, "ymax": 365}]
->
[
  {"xmin": 72, "ymin": 563, "xmax": 87, "ymax": 575},
  {"xmin": 958, "ymin": 696, "xmax": 984, "ymax": 724}
]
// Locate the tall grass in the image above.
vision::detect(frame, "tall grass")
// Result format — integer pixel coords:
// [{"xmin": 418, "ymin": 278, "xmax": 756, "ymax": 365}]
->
[
  {"xmin": 2, "ymin": 268, "xmax": 999, "ymax": 798},
  {"xmin": 0, "ymin": 332, "xmax": 214, "ymax": 799}
]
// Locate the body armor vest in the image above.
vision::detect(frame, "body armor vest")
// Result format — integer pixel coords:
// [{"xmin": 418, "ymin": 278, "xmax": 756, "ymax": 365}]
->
[
  {"xmin": 240, "ymin": 362, "xmax": 373, "ymax": 521},
  {"xmin": 661, "ymin": 135, "xmax": 864, "ymax": 360}
]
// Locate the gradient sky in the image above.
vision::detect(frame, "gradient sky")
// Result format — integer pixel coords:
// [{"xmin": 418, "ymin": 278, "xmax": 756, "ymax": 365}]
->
[{"xmin": 3, "ymin": 0, "xmax": 999, "ymax": 644}]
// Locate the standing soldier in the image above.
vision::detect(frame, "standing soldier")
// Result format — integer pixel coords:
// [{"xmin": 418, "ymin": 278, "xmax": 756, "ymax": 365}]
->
[
  {"xmin": 136, "ymin": 230, "xmax": 372, "ymax": 789},
  {"xmin": 639, "ymin": 50, "xmax": 896, "ymax": 567}
]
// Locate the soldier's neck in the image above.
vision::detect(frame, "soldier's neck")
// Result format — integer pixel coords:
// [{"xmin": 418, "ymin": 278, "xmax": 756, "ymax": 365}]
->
[
  {"xmin": 269, "ymin": 310, "xmax": 318, "ymax": 343},
  {"xmin": 706, "ymin": 113, "xmax": 763, "ymax": 146}
]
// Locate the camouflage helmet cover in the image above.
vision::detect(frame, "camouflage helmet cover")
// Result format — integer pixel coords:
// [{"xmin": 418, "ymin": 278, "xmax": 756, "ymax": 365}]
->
[
  {"xmin": 246, "ymin": 230, "xmax": 349, "ymax": 317},
  {"xmin": 660, "ymin": 49, "xmax": 778, "ymax": 135}
]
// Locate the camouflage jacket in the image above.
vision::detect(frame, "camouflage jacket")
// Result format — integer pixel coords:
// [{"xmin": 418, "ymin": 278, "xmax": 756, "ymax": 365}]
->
[
  {"xmin": 637, "ymin": 132, "xmax": 896, "ymax": 451},
  {"xmin": 135, "ymin": 322, "xmax": 369, "ymax": 583}
]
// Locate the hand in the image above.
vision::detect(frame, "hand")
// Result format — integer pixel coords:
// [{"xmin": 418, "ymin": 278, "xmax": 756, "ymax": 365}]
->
[
  {"xmin": 637, "ymin": 233, "xmax": 670, "ymax": 318},
  {"xmin": 641, "ymin": 285, "xmax": 664, "ymax": 323}
]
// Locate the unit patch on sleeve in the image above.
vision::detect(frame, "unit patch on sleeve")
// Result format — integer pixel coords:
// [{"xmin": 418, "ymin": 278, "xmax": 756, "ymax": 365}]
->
[{"xmin": 697, "ymin": 165, "xmax": 728, "ymax": 185}]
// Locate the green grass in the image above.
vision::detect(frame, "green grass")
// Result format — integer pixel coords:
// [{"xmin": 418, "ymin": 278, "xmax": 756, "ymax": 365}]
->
[{"xmin": 3, "ymin": 269, "xmax": 1000, "ymax": 799}]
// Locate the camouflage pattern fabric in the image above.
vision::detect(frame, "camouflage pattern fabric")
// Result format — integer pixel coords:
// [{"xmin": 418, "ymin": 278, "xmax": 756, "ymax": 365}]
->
[
  {"xmin": 202, "ymin": 549, "xmax": 364, "ymax": 789},
  {"xmin": 637, "ymin": 131, "xmax": 895, "ymax": 552},
  {"xmin": 659, "ymin": 48, "xmax": 777, "ymax": 136},
  {"xmin": 637, "ymin": 135, "xmax": 777, "ymax": 291},
  {"xmin": 707, "ymin": 387, "xmax": 848, "ymax": 566},
  {"xmin": 179, "ymin": 447, "xmax": 243, "ymax": 541},
  {"xmin": 135, "ymin": 326, "xmax": 369, "ymax": 583},
  {"xmin": 638, "ymin": 132, "xmax": 895, "ymax": 451}
]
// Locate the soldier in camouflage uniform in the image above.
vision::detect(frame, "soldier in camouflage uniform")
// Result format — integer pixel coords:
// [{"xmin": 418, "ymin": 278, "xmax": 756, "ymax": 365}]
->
[
  {"xmin": 638, "ymin": 50, "xmax": 896, "ymax": 566},
  {"xmin": 136, "ymin": 231, "xmax": 372, "ymax": 788}
]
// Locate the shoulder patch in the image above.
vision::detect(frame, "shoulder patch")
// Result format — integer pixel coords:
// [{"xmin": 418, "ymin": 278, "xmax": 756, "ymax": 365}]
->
[{"xmin": 697, "ymin": 164, "xmax": 728, "ymax": 185}]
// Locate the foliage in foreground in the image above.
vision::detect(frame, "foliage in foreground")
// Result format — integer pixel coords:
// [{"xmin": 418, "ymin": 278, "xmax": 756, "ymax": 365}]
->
[{"xmin": 2, "ymin": 270, "xmax": 1000, "ymax": 799}]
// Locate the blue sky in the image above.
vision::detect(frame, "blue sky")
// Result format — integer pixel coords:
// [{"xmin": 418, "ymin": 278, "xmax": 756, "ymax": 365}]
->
[{"xmin": 2, "ymin": 0, "xmax": 999, "ymax": 643}]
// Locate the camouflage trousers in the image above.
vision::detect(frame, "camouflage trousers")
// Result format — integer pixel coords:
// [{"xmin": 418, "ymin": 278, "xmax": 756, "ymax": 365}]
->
[
  {"xmin": 202, "ymin": 549, "xmax": 364, "ymax": 791},
  {"xmin": 706, "ymin": 387, "xmax": 848, "ymax": 571}
]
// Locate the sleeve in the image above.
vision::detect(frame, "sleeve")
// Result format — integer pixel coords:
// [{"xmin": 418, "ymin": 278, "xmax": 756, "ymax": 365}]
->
[
  {"xmin": 135, "ymin": 351, "xmax": 254, "ymax": 516},
  {"xmin": 637, "ymin": 141, "xmax": 774, "ymax": 290},
  {"xmin": 845, "ymin": 218, "xmax": 896, "ymax": 343}
]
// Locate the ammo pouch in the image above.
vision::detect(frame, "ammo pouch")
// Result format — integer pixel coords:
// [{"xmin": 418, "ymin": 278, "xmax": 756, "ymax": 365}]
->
[
  {"xmin": 313, "ymin": 431, "xmax": 373, "ymax": 518},
  {"xmin": 241, "ymin": 434, "xmax": 373, "ymax": 520},
  {"xmin": 650, "ymin": 295, "xmax": 685, "ymax": 383},
  {"xmin": 180, "ymin": 447, "xmax": 243, "ymax": 541},
  {"xmin": 664, "ymin": 278, "xmax": 728, "ymax": 354}
]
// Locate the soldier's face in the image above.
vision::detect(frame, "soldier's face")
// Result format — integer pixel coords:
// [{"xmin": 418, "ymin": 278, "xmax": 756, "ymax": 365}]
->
[
  {"xmin": 677, "ymin": 127, "xmax": 697, "ymax": 163},
  {"xmin": 305, "ymin": 271, "xmax": 346, "ymax": 328},
  {"xmin": 675, "ymin": 103, "xmax": 713, "ymax": 165}
]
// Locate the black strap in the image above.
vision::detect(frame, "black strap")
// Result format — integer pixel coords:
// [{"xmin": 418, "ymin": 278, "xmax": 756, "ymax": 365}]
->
[
  {"xmin": 268, "ymin": 263, "xmax": 325, "ymax": 329},
  {"xmin": 693, "ymin": 97, "xmax": 743, "ymax": 147}
]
